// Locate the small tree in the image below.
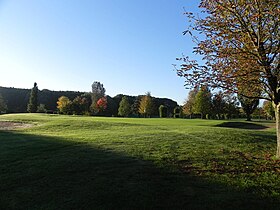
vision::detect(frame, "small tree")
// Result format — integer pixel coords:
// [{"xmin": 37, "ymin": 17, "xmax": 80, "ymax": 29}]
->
[
  {"xmin": 0, "ymin": 94, "xmax": 7, "ymax": 113},
  {"xmin": 27, "ymin": 82, "xmax": 38, "ymax": 113},
  {"xmin": 159, "ymin": 105, "xmax": 168, "ymax": 118},
  {"xmin": 57, "ymin": 96, "xmax": 72, "ymax": 114},
  {"xmin": 118, "ymin": 96, "xmax": 131, "ymax": 117},
  {"xmin": 139, "ymin": 92, "xmax": 154, "ymax": 118}
]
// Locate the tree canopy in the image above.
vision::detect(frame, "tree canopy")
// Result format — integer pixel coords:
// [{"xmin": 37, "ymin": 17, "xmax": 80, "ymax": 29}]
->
[{"xmin": 177, "ymin": 0, "xmax": 280, "ymax": 157}]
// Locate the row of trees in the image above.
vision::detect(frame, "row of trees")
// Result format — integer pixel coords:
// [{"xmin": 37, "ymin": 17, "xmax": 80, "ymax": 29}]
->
[
  {"xmin": 183, "ymin": 86, "xmax": 239, "ymax": 119},
  {"xmin": 0, "ymin": 83, "xmax": 178, "ymax": 116},
  {"xmin": 56, "ymin": 82, "xmax": 178, "ymax": 117},
  {"xmin": 183, "ymin": 86, "xmax": 275, "ymax": 121}
]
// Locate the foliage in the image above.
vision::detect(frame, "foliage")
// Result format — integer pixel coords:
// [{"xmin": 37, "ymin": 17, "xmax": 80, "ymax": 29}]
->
[
  {"xmin": 212, "ymin": 91, "xmax": 226, "ymax": 119},
  {"xmin": 173, "ymin": 106, "xmax": 181, "ymax": 118},
  {"xmin": 57, "ymin": 96, "xmax": 72, "ymax": 114},
  {"xmin": 238, "ymin": 94, "xmax": 259, "ymax": 121},
  {"xmin": 177, "ymin": 0, "xmax": 280, "ymax": 157},
  {"xmin": 27, "ymin": 82, "xmax": 38, "ymax": 113},
  {"xmin": 0, "ymin": 93, "xmax": 7, "ymax": 113},
  {"xmin": 131, "ymin": 96, "xmax": 141, "ymax": 116},
  {"xmin": 96, "ymin": 97, "xmax": 107, "ymax": 112},
  {"xmin": 139, "ymin": 92, "xmax": 154, "ymax": 117},
  {"xmin": 159, "ymin": 105, "xmax": 168, "ymax": 118},
  {"xmin": 182, "ymin": 87, "xmax": 198, "ymax": 118},
  {"xmin": 193, "ymin": 86, "xmax": 212, "ymax": 119},
  {"xmin": 37, "ymin": 104, "xmax": 47, "ymax": 113},
  {"xmin": 91, "ymin": 81, "xmax": 106, "ymax": 114},
  {"xmin": 118, "ymin": 96, "xmax": 131, "ymax": 117},
  {"xmin": 263, "ymin": 101, "xmax": 275, "ymax": 120}
]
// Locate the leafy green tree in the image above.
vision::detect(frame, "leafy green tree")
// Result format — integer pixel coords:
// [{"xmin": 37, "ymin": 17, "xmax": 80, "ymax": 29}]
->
[
  {"xmin": 212, "ymin": 91, "xmax": 226, "ymax": 119},
  {"xmin": 193, "ymin": 86, "xmax": 212, "ymax": 119},
  {"xmin": 182, "ymin": 87, "xmax": 198, "ymax": 118},
  {"xmin": 72, "ymin": 96, "xmax": 84, "ymax": 115},
  {"xmin": 27, "ymin": 82, "xmax": 38, "ymax": 113},
  {"xmin": 223, "ymin": 94, "xmax": 239, "ymax": 119},
  {"xmin": 57, "ymin": 96, "xmax": 72, "ymax": 114},
  {"xmin": 0, "ymin": 94, "xmax": 7, "ymax": 113},
  {"xmin": 263, "ymin": 101, "xmax": 275, "ymax": 120},
  {"xmin": 176, "ymin": 0, "xmax": 280, "ymax": 157},
  {"xmin": 91, "ymin": 81, "xmax": 106, "ymax": 114},
  {"xmin": 159, "ymin": 105, "xmax": 168, "ymax": 118},
  {"xmin": 118, "ymin": 96, "xmax": 131, "ymax": 117},
  {"xmin": 139, "ymin": 92, "xmax": 154, "ymax": 118},
  {"xmin": 238, "ymin": 94, "xmax": 259, "ymax": 121}
]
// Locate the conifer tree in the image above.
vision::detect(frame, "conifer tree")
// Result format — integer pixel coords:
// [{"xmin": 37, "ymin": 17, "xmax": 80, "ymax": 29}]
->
[{"xmin": 27, "ymin": 82, "xmax": 38, "ymax": 113}]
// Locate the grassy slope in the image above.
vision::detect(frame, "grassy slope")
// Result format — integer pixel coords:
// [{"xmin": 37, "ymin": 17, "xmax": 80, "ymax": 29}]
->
[{"xmin": 0, "ymin": 114, "xmax": 279, "ymax": 209}]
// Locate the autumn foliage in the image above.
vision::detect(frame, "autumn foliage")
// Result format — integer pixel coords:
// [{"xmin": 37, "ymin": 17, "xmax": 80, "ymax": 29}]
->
[{"xmin": 177, "ymin": 0, "xmax": 280, "ymax": 157}]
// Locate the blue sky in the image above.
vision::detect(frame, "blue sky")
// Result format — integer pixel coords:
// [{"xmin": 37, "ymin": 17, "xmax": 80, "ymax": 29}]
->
[{"xmin": 0, "ymin": 0, "xmax": 201, "ymax": 104}]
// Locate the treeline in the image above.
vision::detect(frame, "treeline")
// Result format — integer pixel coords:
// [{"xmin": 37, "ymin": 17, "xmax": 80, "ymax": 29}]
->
[
  {"xmin": 182, "ymin": 86, "xmax": 274, "ymax": 121},
  {"xmin": 0, "ymin": 83, "xmax": 178, "ymax": 117}
]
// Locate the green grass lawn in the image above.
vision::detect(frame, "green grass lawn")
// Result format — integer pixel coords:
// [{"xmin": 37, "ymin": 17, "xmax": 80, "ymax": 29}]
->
[{"xmin": 0, "ymin": 114, "xmax": 279, "ymax": 209}]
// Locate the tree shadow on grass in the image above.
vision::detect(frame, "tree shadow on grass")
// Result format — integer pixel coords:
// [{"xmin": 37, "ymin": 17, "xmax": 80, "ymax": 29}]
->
[
  {"xmin": 216, "ymin": 122, "xmax": 269, "ymax": 130},
  {"xmin": 0, "ymin": 131, "xmax": 279, "ymax": 210}
]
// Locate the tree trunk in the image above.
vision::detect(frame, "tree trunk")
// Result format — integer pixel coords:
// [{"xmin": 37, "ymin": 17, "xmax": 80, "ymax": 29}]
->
[{"xmin": 275, "ymin": 104, "xmax": 280, "ymax": 158}]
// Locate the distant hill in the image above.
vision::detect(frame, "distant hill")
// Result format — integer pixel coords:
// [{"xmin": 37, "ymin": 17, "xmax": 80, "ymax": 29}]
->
[{"xmin": 0, "ymin": 86, "xmax": 178, "ymax": 116}]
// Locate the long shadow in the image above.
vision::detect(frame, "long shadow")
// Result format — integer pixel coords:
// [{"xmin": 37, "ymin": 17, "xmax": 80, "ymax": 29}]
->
[
  {"xmin": 216, "ymin": 122, "xmax": 269, "ymax": 130},
  {"xmin": 0, "ymin": 131, "xmax": 279, "ymax": 210}
]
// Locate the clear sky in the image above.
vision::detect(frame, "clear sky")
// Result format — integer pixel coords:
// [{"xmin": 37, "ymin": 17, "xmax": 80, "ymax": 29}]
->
[{"xmin": 0, "ymin": 0, "xmax": 201, "ymax": 105}]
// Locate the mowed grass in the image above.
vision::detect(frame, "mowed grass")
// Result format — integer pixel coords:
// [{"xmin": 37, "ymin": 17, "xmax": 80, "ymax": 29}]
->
[{"xmin": 0, "ymin": 114, "xmax": 279, "ymax": 209}]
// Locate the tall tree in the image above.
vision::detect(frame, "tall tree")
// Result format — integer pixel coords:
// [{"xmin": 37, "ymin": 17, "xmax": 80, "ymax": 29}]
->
[
  {"xmin": 27, "ymin": 82, "xmax": 38, "ymax": 113},
  {"xmin": 182, "ymin": 87, "xmax": 199, "ymax": 118},
  {"xmin": 132, "ymin": 96, "xmax": 141, "ymax": 117},
  {"xmin": 212, "ymin": 91, "xmax": 226, "ymax": 119},
  {"xmin": 193, "ymin": 86, "xmax": 212, "ymax": 119},
  {"xmin": 176, "ymin": 0, "xmax": 280, "ymax": 157},
  {"xmin": 139, "ymin": 92, "xmax": 154, "ymax": 118},
  {"xmin": 91, "ymin": 81, "xmax": 106, "ymax": 114},
  {"xmin": 118, "ymin": 96, "xmax": 131, "ymax": 117},
  {"xmin": 0, "ymin": 94, "xmax": 7, "ymax": 113}
]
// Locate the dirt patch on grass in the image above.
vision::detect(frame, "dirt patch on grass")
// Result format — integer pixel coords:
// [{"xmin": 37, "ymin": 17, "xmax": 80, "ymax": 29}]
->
[{"xmin": 0, "ymin": 121, "xmax": 33, "ymax": 130}]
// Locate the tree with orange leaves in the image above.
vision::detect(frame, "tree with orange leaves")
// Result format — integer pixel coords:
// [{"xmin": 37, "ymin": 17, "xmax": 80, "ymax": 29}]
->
[{"xmin": 176, "ymin": 0, "xmax": 280, "ymax": 157}]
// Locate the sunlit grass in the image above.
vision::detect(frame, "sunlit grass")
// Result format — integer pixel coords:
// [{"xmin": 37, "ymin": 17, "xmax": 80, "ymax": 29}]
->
[{"xmin": 0, "ymin": 114, "xmax": 279, "ymax": 209}]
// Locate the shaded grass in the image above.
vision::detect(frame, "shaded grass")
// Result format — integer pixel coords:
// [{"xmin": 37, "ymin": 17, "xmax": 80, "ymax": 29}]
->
[{"xmin": 0, "ymin": 114, "xmax": 279, "ymax": 209}]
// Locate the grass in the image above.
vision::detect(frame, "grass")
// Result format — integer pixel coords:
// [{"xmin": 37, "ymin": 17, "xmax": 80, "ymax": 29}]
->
[{"xmin": 0, "ymin": 113, "xmax": 279, "ymax": 209}]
